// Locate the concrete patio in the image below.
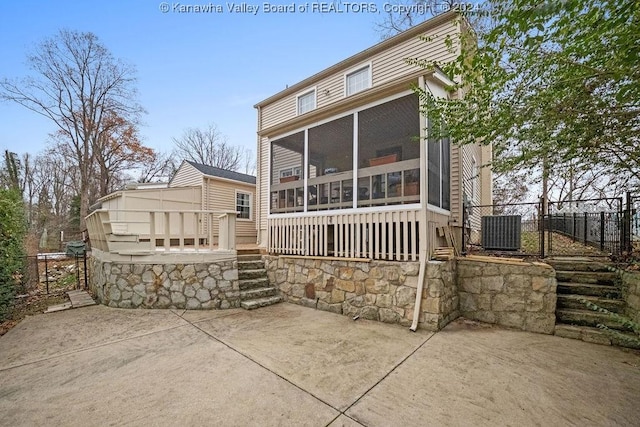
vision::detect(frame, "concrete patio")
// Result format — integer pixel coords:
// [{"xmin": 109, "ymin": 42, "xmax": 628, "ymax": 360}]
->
[{"xmin": 0, "ymin": 303, "xmax": 638, "ymax": 426}]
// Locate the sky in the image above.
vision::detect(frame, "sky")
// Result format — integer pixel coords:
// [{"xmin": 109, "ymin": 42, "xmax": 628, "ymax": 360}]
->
[{"xmin": 0, "ymin": 0, "xmax": 424, "ymax": 166}]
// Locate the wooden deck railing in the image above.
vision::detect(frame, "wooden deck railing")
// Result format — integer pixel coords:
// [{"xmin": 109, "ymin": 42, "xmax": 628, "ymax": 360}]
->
[
  {"xmin": 86, "ymin": 209, "xmax": 237, "ymax": 253},
  {"xmin": 268, "ymin": 208, "xmax": 421, "ymax": 261}
]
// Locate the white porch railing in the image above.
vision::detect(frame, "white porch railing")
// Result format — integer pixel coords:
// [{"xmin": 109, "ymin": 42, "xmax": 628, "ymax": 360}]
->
[
  {"xmin": 268, "ymin": 208, "xmax": 421, "ymax": 261},
  {"xmin": 86, "ymin": 209, "xmax": 237, "ymax": 253}
]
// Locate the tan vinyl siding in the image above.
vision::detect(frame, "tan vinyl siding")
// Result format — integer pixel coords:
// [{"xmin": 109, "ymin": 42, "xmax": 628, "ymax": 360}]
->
[
  {"xmin": 462, "ymin": 143, "xmax": 483, "ymax": 230},
  {"xmin": 170, "ymin": 162, "xmax": 203, "ymax": 187},
  {"xmin": 203, "ymin": 177, "xmax": 257, "ymax": 241},
  {"xmin": 372, "ymin": 22, "xmax": 459, "ymax": 87},
  {"xmin": 480, "ymin": 144, "xmax": 493, "ymax": 206},
  {"xmin": 316, "ymin": 74, "xmax": 344, "ymax": 109},
  {"xmin": 259, "ymin": 19, "xmax": 460, "ymax": 130}
]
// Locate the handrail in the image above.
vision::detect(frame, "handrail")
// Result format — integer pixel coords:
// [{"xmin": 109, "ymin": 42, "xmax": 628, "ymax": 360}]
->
[{"xmin": 85, "ymin": 208, "xmax": 237, "ymax": 253}]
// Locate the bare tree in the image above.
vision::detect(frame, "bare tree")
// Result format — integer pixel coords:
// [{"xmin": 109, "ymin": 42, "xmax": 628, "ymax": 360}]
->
[
  {"xmin": 0, "ymin": 29, "xmax": 144, "ymax": 228},
  {"xmin": 172, "ymin": 123, "xmax": 249, "ymax": 171},
  {"xmin": 135, "ymin": 151, "xmax": 178, "ymax": 183}
]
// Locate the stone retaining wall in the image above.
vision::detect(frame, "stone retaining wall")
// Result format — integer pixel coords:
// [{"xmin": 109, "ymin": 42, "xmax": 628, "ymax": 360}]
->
[
  {"xmin": 264, "ymin": 256, "xmax": 457, "ymax": 331},
  {"xmin": 622, "ymin": 270, "xmax": 640, "ymax": 324},
  {"xmin": 457, "ymin": 259, "xmax": 557, "ymax": 334},
  {"xmin": 89, "ymin": 256, "xmax": 240, "ymax": 309}
]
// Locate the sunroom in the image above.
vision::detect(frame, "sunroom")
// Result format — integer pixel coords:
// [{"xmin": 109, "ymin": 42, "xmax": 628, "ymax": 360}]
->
[{"xmin": 267, "ymin": 90, "xmax": 451, "ymax": 261}]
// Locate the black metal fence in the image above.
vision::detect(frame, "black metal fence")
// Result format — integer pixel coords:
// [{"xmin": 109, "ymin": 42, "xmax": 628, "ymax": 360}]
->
[
  {"xmin": 462, "ymin": 201, "xmax": 543, "ymax": 256},
  {"xmin": 22, "ymin": 252, "xmax": 88, "ymax": 295},
  {"xmin": 462, "ymin": 193, "xmax": 637, "ymax": 259}
]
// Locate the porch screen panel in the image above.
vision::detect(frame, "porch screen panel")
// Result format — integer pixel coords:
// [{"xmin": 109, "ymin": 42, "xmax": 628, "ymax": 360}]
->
[
  {"xmin": 357, "ymin": 94, "xmax": 420, "ymax": 207},
  {"xmin": 270, "ymin": 131, "xmax": 305, "ymax": 213},
  {"xmin": 427, "ymin": 123, "xmax": 451, "ymax": 210},
  {"xmin": 307, "ymin": 115, "xmax": 354, "ymax": 211}
]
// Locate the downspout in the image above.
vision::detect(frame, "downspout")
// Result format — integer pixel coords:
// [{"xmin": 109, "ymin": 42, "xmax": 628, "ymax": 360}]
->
[
  {"xmin": 409, "ymin": 249, "xmax": 428, "ymax": 331},
  {"xmin": 410, "ymin": 74, "xmax": 430, "ymax": 332}
]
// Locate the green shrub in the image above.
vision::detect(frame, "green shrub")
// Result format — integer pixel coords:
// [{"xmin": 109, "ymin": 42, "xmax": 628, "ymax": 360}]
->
[{"xmin": 0, "ymin": 188, "xmax": 27, "ymax": 320}]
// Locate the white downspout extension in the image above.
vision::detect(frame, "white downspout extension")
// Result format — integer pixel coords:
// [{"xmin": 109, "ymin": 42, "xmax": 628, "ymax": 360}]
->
[
  {"xmin": 410, "ymin": 74, "xmax": 430, "ymax": 332},
  {"xmin": 410, "ymin": 249, "xmax": 428, "ymax": 331}
]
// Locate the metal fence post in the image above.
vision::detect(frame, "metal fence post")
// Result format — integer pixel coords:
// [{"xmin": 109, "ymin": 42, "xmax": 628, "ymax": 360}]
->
[
  {"xmin": 461, "ymin": 201, "xmax": 466, "ymax": 255},
  {"xmin": 44, "ymin": 255, "xmax": 49, "ymax": 294},
  {"xmin": 600, "ymin": 211, "xmax": 605, "ymax": 252},
  {"xmin": 583, "ymin": 212, "xmax": 588, "ymax": 246},
  {"xmin": 83, "ymin": 250, "xmax": 88, "ymax": 290}
]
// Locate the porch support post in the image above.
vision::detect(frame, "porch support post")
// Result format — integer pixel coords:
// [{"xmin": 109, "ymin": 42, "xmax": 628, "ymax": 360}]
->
[{"xmin": 352, "ymin": 112, "xmax": 359, "ymax": 210}]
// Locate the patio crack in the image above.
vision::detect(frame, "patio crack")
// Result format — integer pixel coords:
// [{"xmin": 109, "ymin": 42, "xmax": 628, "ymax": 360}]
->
[
  {"xmin": 324, "ymin": 331, "xmax": 437, "ymax": 427},
  {"xmin": 175, "ymin": 310, "xmax": 436, "ymax": 427},
  {"xmin": 177, "ymin": 312, "xmax": 344, "ymax": 417}
]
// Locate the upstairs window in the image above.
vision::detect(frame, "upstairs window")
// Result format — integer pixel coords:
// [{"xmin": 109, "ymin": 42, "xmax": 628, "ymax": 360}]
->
[
  {"xmin": 346, "ymin": 65, "xmax": 371, "ymax": 96},
  {"xmin": 297, "ymin": 89, "xmax": 316, "ymax": 115}
]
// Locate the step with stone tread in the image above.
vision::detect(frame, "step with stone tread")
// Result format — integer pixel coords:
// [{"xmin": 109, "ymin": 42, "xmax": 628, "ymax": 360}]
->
[
  {"xmin": 556, "ymin": 308, "xmax": 632, "ymax": 331},
  {"xmin": 238, "ymin": 268, "xmax": 267, "ymax": 280},
  {"xmin": 556, "ymin": 294, "xmax": 624, "ymax": 313},
  {"xmin": 555, "ymin": 271, "xmax": 618, "ymax": 285},
  {"xmin": 237, "ymin": 260, "xmax": 265, "ymax": 270},
  {"xmin": 240, "ymin": 295, "xmax": 282, "ymax": 310},
  {"xmin": 557, "ymin": 282, "xmax": 621, "ymax": 298},
  {"xmin": 555, "ymin": 324, "xmax": 640, "ymax": 349},
  {"xmin": 240, "ymin": 286, "xmax": 277, "ymax": 300},
  {"xmin": 239, "ymin": 277, "xmax": 270, "ymax": 290}
]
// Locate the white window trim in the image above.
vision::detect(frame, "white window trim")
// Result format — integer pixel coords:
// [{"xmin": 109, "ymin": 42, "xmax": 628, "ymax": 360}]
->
[
  {"xmin": 278, "ymin": 166, "xmax": 301, "ymax": 178},
  {"xmin": 235, "ymin": 190, "xmax": 252, "ymax": 221},
  {"xmin": 343, "ymin": 62, "xmax": 372, "ymax": 97},
  {"xmin": 296, "ymin": 87, "xmax": 317, "ymax": 116}
]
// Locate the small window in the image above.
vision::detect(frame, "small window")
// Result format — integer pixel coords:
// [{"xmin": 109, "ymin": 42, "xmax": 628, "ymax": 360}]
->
[
  {"xmin": 297, "ymin": 89, "xmax": 316, "ymax": 115},
  {"xmin": 279, "ymin": 166, "xmax": 301, "ymax": 178},
  {"xmin": 346, "ymin": 65, "xmax": 371, "ymax": 96},
  {"xmin": 236, "ymin": 192, "xmax": 251, "ymax": 219}
]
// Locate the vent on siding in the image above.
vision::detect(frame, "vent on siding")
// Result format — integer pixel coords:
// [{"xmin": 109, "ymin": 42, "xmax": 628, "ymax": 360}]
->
[{"xmin": 481, "ymin": 215, "xmax": 521, "ymax": 250}]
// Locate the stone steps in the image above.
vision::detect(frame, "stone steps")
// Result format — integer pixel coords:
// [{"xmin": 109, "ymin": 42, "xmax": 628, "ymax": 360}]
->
[
  {"xmin": 239, "ymin": 277, "xmax": 270, "ymax": 291},
  {"xmin": 237, "ymin": 260, "xmax": 265, "ymax": 270},
  {"xmin": 555, "ymin": 324, "xmax": 640, "ymax": 349},
  {"xmin": 545, "ymin": 259, "xmax": 611, "ymax": 272},
  {"xmin": 238, "ymin": 268, "xmax": 268, "ymax": 280},
  {"xmin": 236, "ymin": 251, "xmax": 281, "ymax": 310},
  {"xmin": 553, "ymin": 259, "xmax": 634, "ymax": 349},
  {"xmin": 240, "ymin": 286, "xmax": 278, "ymax": 300},
  {"xmin": 555, "ymin": 270, "xmax": 618, "ymax": 285},
  {"xmin": 556, "ymin": 309, "xmax": 631, "ymax": 331},
  {"xmin": 240, "ymin": 295, "xmax": 283, "ymax": 310},
  {"xmin": 556, "ymin": 282, "xmax": 621, "ymax": 299},
  {"xmin": 557, "ymin": 294, "xmax": 624, "ymax": 313}
]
